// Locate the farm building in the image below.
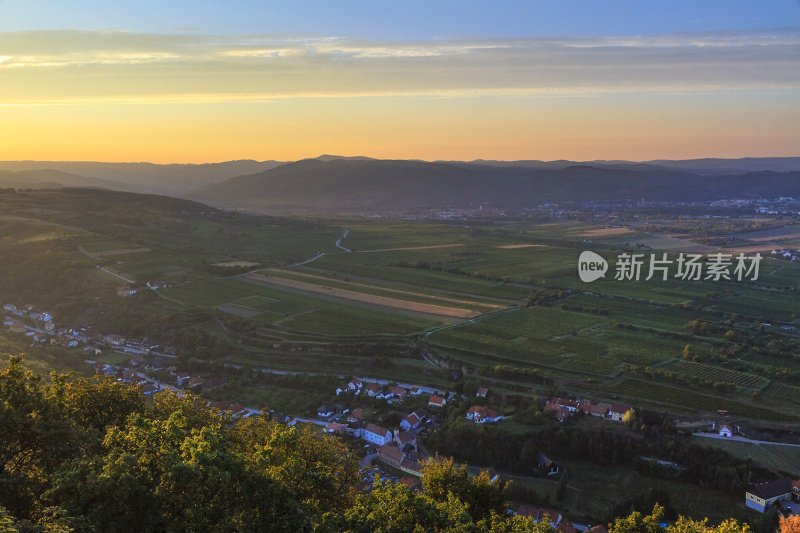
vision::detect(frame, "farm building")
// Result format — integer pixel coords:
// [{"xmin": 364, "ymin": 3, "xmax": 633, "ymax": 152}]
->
[{"xmin": 745, "ymin": 477, "xmax": 800, "ymax": 513}]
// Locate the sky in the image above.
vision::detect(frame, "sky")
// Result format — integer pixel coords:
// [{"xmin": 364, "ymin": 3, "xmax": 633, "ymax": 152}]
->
[{"xmin": 0, "ymin": 1, "xmax": 799, "ymax": 163}]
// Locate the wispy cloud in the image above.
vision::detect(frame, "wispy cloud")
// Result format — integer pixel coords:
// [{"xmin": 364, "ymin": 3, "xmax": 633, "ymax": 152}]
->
[{"xmin": 0, "ymin": 28, "xmax": 798, "ymax": 103}]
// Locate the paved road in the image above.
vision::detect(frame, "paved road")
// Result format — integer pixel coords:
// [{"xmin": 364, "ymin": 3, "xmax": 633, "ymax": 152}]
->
[
  {"xmin": 289, "ymin": 229, "xmax": 350, "ymax": 266},
  {"xmin": 98, "ymin": 266, "xmax": 135, "ymax": 284},
  {"xmin": 79, "ymin": 246, "xmax": 136, "ymax": 283},
  {"xmin": 290, "ymin": 252, "xmax": 327, "ymax": 267},
  {"xmin": 423, "ymin": 306, "xmax": 520, "ymax": 337},
  {"xmin": 692, "ymin": 432, "xmax": 800, "ymax": 447},
  {"xmin": 335, "ymin": 229, "xmax": 351, "ymax": 252}
]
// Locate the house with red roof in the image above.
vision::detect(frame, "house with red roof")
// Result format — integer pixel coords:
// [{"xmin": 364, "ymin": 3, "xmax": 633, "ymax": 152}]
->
[
  {"xmin": 394, "ymin": 430, "xmax": 417, "ymax": 450},
  {"xmin": 610, "ymin": 403, "xmax": 633, "ymax": 422},
  {"xmin": 363, "ymin": 382, "xmax": 383, "ymax": 397},
  {"xmin": 325, "ymin": 422, "xmax": 348, "ymax": 435},
  {"xmin": 347, "ymin": 408, "xmax": 364, "ymax": 424},
  {"xmin": 388, "ymin": 386, "xmax": 407, "ymax": 400},
  {"xmin": 378, "ymin": 444, "xmax": 405, "ymax": 468},
  {"xmin": 428, "ymin": 394, "xmax": 446, "ymax": 408},
  {"xmin": 400, "ymin": 412, "xmax": 421, "ymax": 431},
  {"xmin": 579, "ymin": 402, "xmax": 611, "ymax": 418},
  {"xmin": 400, "ymin": 458, "xmax": 422, "ymax": 477},
  {"xmin": 465, "ymin": 406, "xmax": 502, "ymax": 424},
  {"xmin": 544, "ymin": 402, "xmax": 572, "ymax": 422},
  {"xmin": 516, "ymin": 507, "xmax": 562, "ymax": 527}
]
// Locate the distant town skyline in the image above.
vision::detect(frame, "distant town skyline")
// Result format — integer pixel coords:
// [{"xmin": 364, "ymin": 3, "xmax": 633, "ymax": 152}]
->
[{"xmin": 0, "ymin": 1, "xmax": 798, "ymax": 163}]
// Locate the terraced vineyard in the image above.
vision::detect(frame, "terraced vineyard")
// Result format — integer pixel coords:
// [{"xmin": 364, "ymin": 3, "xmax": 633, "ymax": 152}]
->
[
  {"xmin": 659, "ymin": 359, "xmax": 770, "ymax": 390},
  {"xmin": 588, "ymin": 378, "xmax": 798, "ymax": 421},
  {"xmin": 764, "ymin": 381, "xmax": 800, "ymax": 403},
  {"xmin": 690, "ymin": 438, "xmax": 800, "ymax": 477}
]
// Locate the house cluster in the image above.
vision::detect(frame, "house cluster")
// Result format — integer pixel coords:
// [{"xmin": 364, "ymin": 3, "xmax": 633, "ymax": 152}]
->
[
  {"xmin": 103, "ymin": 334, "xmax": 163, "ymax": 355},
  {"xmin": 3, "ymin": 305, "xmax": 102, "ymax": 349},
  {"xmin": 337, "ymin": 378, "xmax": 426, "ymax": 401},
  {"xmin": 4, "ymin": 304, "xmax": 56, "ymax": 338},
  {"xmin": 116, "ymin": 280, "xmax": 171, "ymax": 297},
  {"xmin": 516, "ymin": 506, "xmax": 607, "ymax": 533},
  {"xmin": 90, "ymin": 351, "xmax": 219, "ymax": 401},
  {"xmin": 745, "ymin": 477, "xmax": 800, "ymax": 514},
  {"xmin": 465, "ymin": 405, "xmax": 502, "ymax": 424},
  {"xmin": 319, "ymin": 400, "xmax": 444, "ymax": 479},
  {"xmin": 322, "ymin": 403, "xmax": 439, "ymax": 445},
  {"xmin": 3, "ymin": 303, "xmax": 182, "ymax": 363},
  {"xmin": 93, "ymin": 362, "xmax": 164, "ymax": 395},
  {"xmin": 208, "ymin": 400, "xmax": 252, "ymax": 419},
  {"xmin": 376, "ymin": 441, "xmax": 423, "ymax": 478},
  {"xmin": 129, "ymin": 354, "xmax": 214, "ymax": 391},
  {"xmin": 772, "ymin": 248, "xmax": 800, "ymax": 262},
  {"xmin": 544, "ymin": 397, "xmax": 632, "ymax": 423},
  {"xmin": 3, "ymin": 303, "xmax": 53, "ymax": 323}
]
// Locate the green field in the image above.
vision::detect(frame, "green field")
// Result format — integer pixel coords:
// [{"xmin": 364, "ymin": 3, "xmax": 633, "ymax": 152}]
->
[
  {"xmin": 689, "ymin": 437, "xmax": 800, "ymax": 477},
  {"xmin": 659, "ymin": 360, "xmax": 770, "ymax": 390},
  {"xmin": 164, "ymin": 277, "xmax": 438, "ymax": 336},
  {"xmin": 585, "ymin": 378, "xmax": 798, "ymax": 421},
  {"xmin": 565, "ymin": 462, "xmax": 752, "ymax": 524},
  {"xmin": 2, "ymin": 189, "xmax": 799, "ymax": 424}
]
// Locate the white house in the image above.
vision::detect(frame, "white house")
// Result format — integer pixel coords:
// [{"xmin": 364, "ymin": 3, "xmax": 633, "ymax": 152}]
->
[
  {"xmin": 465, "ymin": 406, "xmax": 502, "ymax": 424},
  {"xmin": 719, "ymin": 425, "xmax": 733, "ymax": 438},
  {"xmin": 362, "ymin": 423, "xmax": 392, "ymax": 445},
  {"xmin": 400, "ymin": 412, "xmax": 421, "ymax": 431}
]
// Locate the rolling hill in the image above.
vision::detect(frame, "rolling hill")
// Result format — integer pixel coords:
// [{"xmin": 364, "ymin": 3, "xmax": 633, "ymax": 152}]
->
[
  {"xmin": 0, "ymin": 160, "xmax": 285, "ymax": 194},
  {"xmin": 188, "ymin": 158, "xmax": 800, "ymax": 212}
]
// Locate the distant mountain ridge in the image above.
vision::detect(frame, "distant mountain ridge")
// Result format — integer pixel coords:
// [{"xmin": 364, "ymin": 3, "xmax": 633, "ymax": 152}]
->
[
  {"xmin": 187, "ymin": 158, "xmax": 800, "ymax": 212},
  {"xmin": 0, "ymin": 169, "xmax": 138, "ymax": 192},
  {"xmin": 0, "ymin": 160, "xmax": 285, "ymax": 194},
  {"xmin": 2, "ymin": 156, "xmax": 800, "ymax": 212}
]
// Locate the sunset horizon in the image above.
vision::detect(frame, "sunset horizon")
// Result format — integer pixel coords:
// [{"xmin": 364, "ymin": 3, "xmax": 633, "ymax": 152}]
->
[{"xmin": 1, "ymin": 1, "xmax": 798, "ymax": 163}]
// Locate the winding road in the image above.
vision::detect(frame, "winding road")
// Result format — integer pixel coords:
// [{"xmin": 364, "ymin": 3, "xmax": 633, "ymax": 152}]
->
[{"xmin": 289, "ymin": 228, "xmax": 350, "ymax": 266}]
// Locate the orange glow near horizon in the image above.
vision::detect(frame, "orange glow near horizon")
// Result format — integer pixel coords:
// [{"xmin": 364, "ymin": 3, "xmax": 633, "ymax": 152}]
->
[
  {"xmin": 1, "ymin": 29, "xmax": 798, "ymax": 163},
  {"xmin": 1, "ymin": 91, "xmax": 798, "ymax": 164}
]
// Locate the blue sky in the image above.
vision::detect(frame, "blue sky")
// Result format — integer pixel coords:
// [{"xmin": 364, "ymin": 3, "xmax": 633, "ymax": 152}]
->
[
  {"xmin": 1, "ymin": 1, "xmax": 798, "ymax": 162},
  {"xmin": 1, "ymin": 0, "xmax": 798, "ymax": 38}
]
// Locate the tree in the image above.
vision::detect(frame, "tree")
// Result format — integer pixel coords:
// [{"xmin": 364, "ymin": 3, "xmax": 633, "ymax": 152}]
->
[
  {"xmin": 421, "ymin": 455, "xmax": 508, "ymax": 522},
  {"xmin": 622, "ymin": 409, "xmax": 637, "ymax": 428},
  {"xmin": 231, "ymin": 416, "xmax": 360, "ymax": 516},
  {"xmin": 609, "ymin": 505, "xmax": 666, "ymax": 533},
  {"xmin": 49, "ymin": 372, "xmax": 146, "ymax": 437},
  {"xmin": 0, "ymin": 355, "xmax": 80, "ymax": 518},
  {"xmin": 47, "ymin": 409, "xmax": 309, "ymax": 532},
  {"xmin": 780, "ymin": 515, "xmax": 800, "ymax": 533}
]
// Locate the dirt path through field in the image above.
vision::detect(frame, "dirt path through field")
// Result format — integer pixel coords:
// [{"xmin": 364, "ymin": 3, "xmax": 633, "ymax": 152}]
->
[
  {"xmin": 268, "ymin": 268, "xmax": 504, "ymax": 310},
  {"xmin": 356, "ymin": 243, "xmax": 464, "ymax": 253},
  {"xmin": 246, "ymin": 272, "xmax": 479, "ymax": 319}
]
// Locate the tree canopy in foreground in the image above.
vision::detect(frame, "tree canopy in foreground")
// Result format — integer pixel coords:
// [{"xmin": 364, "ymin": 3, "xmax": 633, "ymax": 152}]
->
[{"xmin": 0, "ymin": 355, "xmax": 778, "ymax": 532}]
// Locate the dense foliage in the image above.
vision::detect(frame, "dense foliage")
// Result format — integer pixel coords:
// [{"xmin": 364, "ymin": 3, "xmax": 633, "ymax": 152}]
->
[
  {"xmin": 427, "ymin": 418, "xmax": 768, "ymax": 496},
  {"xmin": 0, "ymin": 355, "xmax": 779, "ymax": 532}
]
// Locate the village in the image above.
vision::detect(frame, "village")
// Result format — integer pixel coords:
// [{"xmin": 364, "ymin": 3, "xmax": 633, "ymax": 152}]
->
[{"xmin": 4, "ymin": 301, "xmax": 799, "ymax": 522}]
